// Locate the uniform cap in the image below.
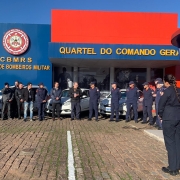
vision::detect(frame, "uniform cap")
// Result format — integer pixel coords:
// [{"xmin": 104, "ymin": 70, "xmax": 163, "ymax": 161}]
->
[
  {"xmin": 4, "ymin": 82, "xmax": 9, "ymax": 86},
  {"xmin": 157, "ymin": 81, "xmax": 164, "ymax": 85},
  {"xmin": 111, "ymin": 82, "xmax": 117, "ymax": 85},
  {"xmin": 142, "ymin": 82, "xmax": 149, "ymax": 86},
  {"xmin": 155, "ymin": 78, "xmax": 162, "ymax": 82},
  {"xmin": 90, "ymin": 82, "xmax": 95, "ymax": 85},
  {"xmin": 129, "ymin": 81, "xmax": 135, "ymax": 85}
]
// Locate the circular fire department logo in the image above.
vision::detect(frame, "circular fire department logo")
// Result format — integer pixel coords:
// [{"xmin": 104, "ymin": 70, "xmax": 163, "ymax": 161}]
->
[{"xmin": 2, "ymin": 29, "xmax": 29, "ymax": 55}]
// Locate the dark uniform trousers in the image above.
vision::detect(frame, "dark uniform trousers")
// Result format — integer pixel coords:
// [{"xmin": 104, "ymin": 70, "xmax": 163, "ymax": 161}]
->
[
  {"xmin": 89, "ymin": 101, "xmax": 98, "ymax": 119},
  {"xmin": 52, "ymin": 103, "xmax": 61, "ymax": 118},
  {"xmin": 126, "ymin": 102, "xmax": 138, "ymax": 120},
  {"xmin": 2, "ymin": 101, "xmax": 11, "ymax": 119},
  {"xmin": 71, "ymin": 101, "xmax": 80, "ymax": 119},
  {"xmin": 143, "ymin": 105, "xmax": 153, "ymax": 123},
  {"xmin": 162, "ymin": 120, "xmax": 180, "ymax": 171},
  {"xmin": 17, "ymin": 100, "xmax": 23, "ymax": 118},
  {"xmin": 156, "ymin": 106, "xmax": 162, "ymax": 128},
  {"xmin": 38, "ymin": 102, "xmax": 45, "ymax": 120},
  {"xmin": 110, "ymin": 101, "xmax": 119, "ymax": 120}
]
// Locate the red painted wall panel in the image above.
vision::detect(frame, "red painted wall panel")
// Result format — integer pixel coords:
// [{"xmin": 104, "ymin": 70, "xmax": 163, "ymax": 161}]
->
[
  {"xmin": 51, "ymin": 10, "xmax": 178, "ymax": 45},
  {"xmin": 165, "ymin": 66, "xmax": 180, "ymax": 87}
]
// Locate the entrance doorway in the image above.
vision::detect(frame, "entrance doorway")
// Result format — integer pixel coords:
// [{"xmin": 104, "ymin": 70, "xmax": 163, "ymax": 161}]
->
[{"xmin": 53, "ymin": 66, "xmax": 73, "ymax": 90}]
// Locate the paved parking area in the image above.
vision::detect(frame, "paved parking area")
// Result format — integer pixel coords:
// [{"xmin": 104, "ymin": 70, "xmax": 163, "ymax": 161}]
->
[{"xmin": 0, "ymin": 116, "xmax": 179, "ymax": 180}]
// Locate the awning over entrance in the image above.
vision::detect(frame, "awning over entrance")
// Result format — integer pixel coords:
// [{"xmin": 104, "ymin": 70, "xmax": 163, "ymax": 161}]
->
[
  {"xmin": 50, "ymin": 58, "xmax": 180, "ymax": 68},
  {"xmin": 49, "ymin": 43, "xmax": 180, "ymax": 68}
]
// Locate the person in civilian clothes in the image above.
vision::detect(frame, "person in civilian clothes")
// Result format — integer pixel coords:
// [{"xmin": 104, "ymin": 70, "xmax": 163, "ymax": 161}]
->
[
  {"xmin": 88, "ymin": 82, "xmax": 100, "ymax": 122},
  {"xmin": 37, "ymin": 83, "xmax": 47, "ymax": 121},
  {"xmin": 11, "ymin": 80, "xmax": 19, "ymax": 118},
  {"xmin": 22, "ymin": 82, "xmax": 35, "ymax": 122},
  {"xmin": 1, "ymin": 82, "xmax": 14, "ymax": 120},
  {"xmin": 15, "ymin": 82, "xmax": 24, "ymax": 119},
  {"xmin": 50, "ymin": 82, "xmax": 62, "ymax": 121},
  {"xmin": 141, "ymin": 82, "xmax": 154, "ymax": 125},
  {"xmin": 110, "ymin": 82, "xmax": 121, "ymax": 122},
  {"xmin": 69, "ymin": 82, "xmax": 82, "ymax": 120},
  {"xmin": 158, "ymin": 74, "xmax": 180, "ymax": 176},
  {"xmin": 126, "ymin": 81, "xmax": 139, "ymax": 123}
]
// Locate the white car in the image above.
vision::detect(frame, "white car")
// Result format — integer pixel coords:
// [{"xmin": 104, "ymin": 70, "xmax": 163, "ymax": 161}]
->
[
  {"xmin": 46, "ymin": 88, "xmax": 90, "ymax": 115},
  {"xmin": 100, "ymin": 91, "xmax": 110, "ymax": 101},
  {"xmin": 99, "ymin": 89, "xmax": 144, "ymax": 118}
]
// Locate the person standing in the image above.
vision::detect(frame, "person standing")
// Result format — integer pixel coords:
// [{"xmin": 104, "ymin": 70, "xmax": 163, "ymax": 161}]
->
[
  {"xmin": 50, "ymin": 82, "xmax": 62, "ymax": 121},
  {"xmin": 37, "ymin": 83, "xmax": 47, "ymax": 121},
  {"xmin": 110, "ymin": 82, "xmax": 121, "ymax": 122},
  {"xmin": 11, "ymin": 80, "xmax": 19, "ymax": 118},
  {"xmin": 15, "ymin": 82, "xmax": 24, "ymax": 119},
  {"xmin": 1, "ymin": 83, "xmax": 13, "ymax": 120},
  {"xmin": 153, "ymin": 81, "xmax": 165, "ymax": 130},
  {"xmin": 69, "ymin": 82, "xmax": 82, "ymax": 120},
  {"xmin": 158, "ymin": 74, "xmax": 180, "ymax": 176},
  {"xmin": 23, "ymin": 82, "xmax": 35, "ymax": 122},
  {"xmin": 141, "ymin": 82, "xmax": 154, "ymax": 125},
  {"xmin": 126, "ymin": 81, "xmax": 139, "ymax": 123},
  {"xmin": 88, "ymin": 82, "xmax": 100, "ymax": 122}
]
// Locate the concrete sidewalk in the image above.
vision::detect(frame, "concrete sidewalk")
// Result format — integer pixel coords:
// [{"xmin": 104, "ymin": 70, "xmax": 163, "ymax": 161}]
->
[{"xmin": 144, "ymin": 129, "xmax": 164, "ymax": 143}]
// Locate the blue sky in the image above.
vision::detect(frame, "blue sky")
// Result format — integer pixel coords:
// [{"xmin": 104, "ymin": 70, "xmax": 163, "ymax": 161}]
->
[{"xmin": 0, "ymin": 0, "xmax": 180, "ymax": 26}]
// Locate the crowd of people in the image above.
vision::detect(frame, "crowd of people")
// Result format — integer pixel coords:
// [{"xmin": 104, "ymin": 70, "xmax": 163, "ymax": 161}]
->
[{"xmin": 0, "ymin": 76, "xmax": 172, "ymax": 125}]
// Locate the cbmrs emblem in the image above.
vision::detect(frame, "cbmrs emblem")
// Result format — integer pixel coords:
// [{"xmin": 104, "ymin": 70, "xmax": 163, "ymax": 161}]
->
[{"xmin": 3, "ymin": 29, "xmax": 29, "ymax": 55}]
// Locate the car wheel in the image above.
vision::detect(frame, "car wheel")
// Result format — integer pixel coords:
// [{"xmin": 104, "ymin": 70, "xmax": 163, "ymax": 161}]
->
[
  {"xmin": 48, "ymin": 113, "xmax": 52, "ymax": 117},
  {"xmin": 100, "ymin": 113, "xmax": 106, "ymax": 118},
  {"xmin": 130, "ymin": 108, "xmax": 134, "ymax": 120}
]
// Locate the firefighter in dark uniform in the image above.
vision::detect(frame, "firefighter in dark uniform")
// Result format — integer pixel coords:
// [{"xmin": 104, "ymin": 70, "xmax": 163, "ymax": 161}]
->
[
  {"xmin": 158, "ymin": 74, "xmax": 180, "ymax": 176},
  {"xmin": 37, "ymin": 83, "xmax": 47, "ymax": 121},
  {"xmin": 110, "ymin": 82, "xmax": 121, "ymax": 122},
  {"xmin": 88, "ymin": 82, "xmax": 100, "ymax": 121},
  {"xmin": 141, "ymin": 82, "xmax": 154, "ymax": 125},
  {"xmin": 153, "ymin": 81, "xmax": 165, "ymax": 130},
  {"xmin": 69, "ymin": 82, "xmax": 82, "ymax": 120},
  {"xmin": 126, "ymin": 81, "xmax": 139, "ymax": 123}
]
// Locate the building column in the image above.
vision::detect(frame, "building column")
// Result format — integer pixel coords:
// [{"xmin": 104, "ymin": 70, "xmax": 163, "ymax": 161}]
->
[
  {"xmin": 73, "ymin": 66, "xmax": 78, "ymax": 82},
  {"xmin": 110, "ymin": 67, "xmax": 114, "ymax": 90},
  {"xmin": 146, "ymin": 67, "xmax": 151, "ymax": 82}
]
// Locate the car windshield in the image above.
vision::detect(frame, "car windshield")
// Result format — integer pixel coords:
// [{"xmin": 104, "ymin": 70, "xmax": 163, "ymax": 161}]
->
[
  {"xmin": 100, "ymin": 92, "xmax": 110, "ymax": 99},
  {"xmin": 107, "ymin": 91, "xmax": 126, "ymax": 98},
  {"xmin": 0, "ymin": 91, "xmax": 2, "ymax": 96},
  {"xmin": 61, "ymin": 90, "xmax": 70, "ymax": 97}
]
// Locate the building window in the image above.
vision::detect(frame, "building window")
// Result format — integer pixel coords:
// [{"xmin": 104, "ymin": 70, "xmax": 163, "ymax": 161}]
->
[
  {"xmin": 78, "ymin": 67, "xmax": 110, "ymax": 90},
  {"xmin": 114, "ymin": 68, "xmax": 146, "ymax": 90},
  {"xmin": 150, "ymin": 68, "xmax": 163, "ymax": 82}
]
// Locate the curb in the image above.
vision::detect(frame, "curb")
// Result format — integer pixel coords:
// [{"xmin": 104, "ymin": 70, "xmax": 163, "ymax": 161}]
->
[{"xmin": 144, "ymin": 130, "xmax": 164, "ymax": 143}]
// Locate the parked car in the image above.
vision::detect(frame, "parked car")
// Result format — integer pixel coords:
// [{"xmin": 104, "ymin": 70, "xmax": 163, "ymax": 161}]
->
[
  {"xmin": 100, "ymin": 91, "xmax": 110, "ymax": 101},
  {"xmin": 46, "ymin": 88, "xmax": 90, "ymax": 115},
  {"xmin": 0, "ymin": 85, "xmax": 49, "ymax": 114},
  {"xmin": 99, "ymin": 89, "xmax": 144, "ymax": 118}
]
